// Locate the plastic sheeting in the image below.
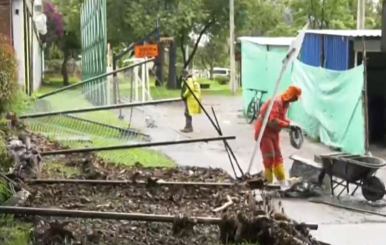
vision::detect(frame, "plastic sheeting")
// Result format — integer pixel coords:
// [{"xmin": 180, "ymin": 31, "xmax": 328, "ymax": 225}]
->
[
  {"xmin": 289, "ymin": 60, "xmax": 365, "ymax": 154},
  {"xmin": 241, "ymin": 41, "xmax": 292, "ymax": 113}
]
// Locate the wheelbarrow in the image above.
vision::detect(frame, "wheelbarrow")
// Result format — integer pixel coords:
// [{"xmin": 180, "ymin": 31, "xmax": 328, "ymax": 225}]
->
[{"xmin": 317, "ymin": 152, "xmax": 386, "ymax": 202}]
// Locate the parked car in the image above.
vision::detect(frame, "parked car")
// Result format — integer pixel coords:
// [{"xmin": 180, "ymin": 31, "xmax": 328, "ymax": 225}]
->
[{"xmin": 213, "ymin": 67, "xmax": 230, "ymax": 78}]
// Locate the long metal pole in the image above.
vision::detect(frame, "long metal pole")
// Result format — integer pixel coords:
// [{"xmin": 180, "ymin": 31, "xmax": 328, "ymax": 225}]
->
[
  {"xmin": 19, "ymin": 98, "xmax": 181, "ymax": 119},
  {"xmin": 28, "ymin": 179, "xmax": 235, "ymax": 186},
  {"xmin": 229, "ymin": 0, "xmax": 237, "ymax": 95},
  {"xmin": 356, "ymin": 0, "xmax": 365, "ymax": 29},
  {"xmin": 183, "ymin": 82, "xmax": 244, "ymax": 176},
  {"xmin": 0, "ymin": 206, "xmax": 318, "ymax": 229},
  {"xmin": 40, "ymin": 136, "xmax": 236, "ymax": 156},
  {"xmin": 362, "ymin": 37, "xmax": 370, "ymax": 155},
  {"xmin": 0, "ymin": 206, "xmax": 219, "ymax": 224},
  {"xmin": 246, "ymin": 23, "xmax": 308, "ymax": 174},
  {"xmin": 37, "ymin": 58, "xmax": 155, "ymax": 99},
  {"xmin": 246, "ymin": 65, "xmax": 287, "ymax": 174},
  {"xmin": 27, "ymin": 178, "xmax": 282, "ymax": 190}
]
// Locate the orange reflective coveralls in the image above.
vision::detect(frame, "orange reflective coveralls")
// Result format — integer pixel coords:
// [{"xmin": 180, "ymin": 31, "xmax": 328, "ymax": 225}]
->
[{"xmin": 254, "ymin": 85, "xmax": 301, "ymax": 183}]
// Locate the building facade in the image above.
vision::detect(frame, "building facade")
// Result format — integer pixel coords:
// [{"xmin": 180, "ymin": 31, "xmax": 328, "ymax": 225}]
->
[{"xmin": 0, "ymin": 0, "xmax": 45, "ymax": 95}]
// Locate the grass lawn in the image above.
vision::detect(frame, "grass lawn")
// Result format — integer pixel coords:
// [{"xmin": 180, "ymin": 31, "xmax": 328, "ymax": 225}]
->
[
  {"xmin": 27, "ymin": 75, "xmax": 175, "ymax": 168},
  {"xmin": 28, "ymin": 75, "xmax": 242, "ymax": 167}
]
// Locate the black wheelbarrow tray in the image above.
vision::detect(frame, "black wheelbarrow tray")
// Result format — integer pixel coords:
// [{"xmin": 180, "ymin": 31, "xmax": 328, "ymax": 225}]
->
[{"xmin": 316, "ymin": 152, "xmax": 386, "ymax": 202}]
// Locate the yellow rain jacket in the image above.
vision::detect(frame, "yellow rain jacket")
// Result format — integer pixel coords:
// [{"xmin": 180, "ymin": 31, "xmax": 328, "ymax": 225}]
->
[{"xmin": 182, "ymin": 77, "xmax": 202, "ymax": 115}]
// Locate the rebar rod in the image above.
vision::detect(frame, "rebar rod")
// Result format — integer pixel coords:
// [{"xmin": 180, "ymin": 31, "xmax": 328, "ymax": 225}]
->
[
  {"xmin": 38, "ymin": 59, "xmax": 155, "ymax": 99},
  {"xmin": 211, "ymin": 107, "xmax": 241, "ymax": 179},
  {"xmin": 19, "ymin": 98, "xmax": 182, "ymax": 119},
  {"xmin": 40, "ymin": 136, "xmax": 236, "ymax": 156},
  {"xmin": 183, "ymin": 82, "xmax": 244, "ymax": 176},
  {"xmin": 0, "ymin": 206, "xmax": 318, "ymax": 230}
]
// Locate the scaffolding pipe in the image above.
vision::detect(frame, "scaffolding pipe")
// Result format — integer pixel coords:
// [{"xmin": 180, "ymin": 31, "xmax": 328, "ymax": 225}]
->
[
  {"xmin": 19, "ymin": 98, "xmax": 181, "ymax": 119},
  {"xmin": 38, "ymin": 58, "xmax": 155, "ymax": 99},
  {"xmin": 40, "ymin": 136, "xmax": 236, "ymax": 156},
  {"xmin": 0, "ymin": 206, "xmax": 318, "ymax": 230}
]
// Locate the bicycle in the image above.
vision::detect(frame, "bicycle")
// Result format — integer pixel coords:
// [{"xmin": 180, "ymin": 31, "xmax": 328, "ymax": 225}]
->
[{"xmin": 245, "ymin": 88, "xmax": 267, "ymax": 124}]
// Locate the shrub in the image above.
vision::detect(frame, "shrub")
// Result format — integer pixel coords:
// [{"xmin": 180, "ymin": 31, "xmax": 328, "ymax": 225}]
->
[
  {"xmin": 215, "ymin": 75, "xmax": 229, "ymax": 85},
  {"xmin": 0, "ymin": 35, "xmax": 18, "ymax": 114},
  {"xmin": 45, "ymin": 59, "xmax": 62, "ymax": 74}
]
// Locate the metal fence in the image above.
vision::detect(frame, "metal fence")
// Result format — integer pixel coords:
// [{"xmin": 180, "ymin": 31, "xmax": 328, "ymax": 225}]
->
[{"xmin": 80, "ymin": 0, "xmax": 107, "ymax": 105}]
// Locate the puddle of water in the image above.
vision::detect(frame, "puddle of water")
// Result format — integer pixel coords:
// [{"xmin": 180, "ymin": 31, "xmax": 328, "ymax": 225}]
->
[
  {"xmin": 309, "ymin": 195, "xmax": 386, "ymax": 217},
  {"xmin": 312, "ymin": 223, "xmax": 386, "ymax": 245}
]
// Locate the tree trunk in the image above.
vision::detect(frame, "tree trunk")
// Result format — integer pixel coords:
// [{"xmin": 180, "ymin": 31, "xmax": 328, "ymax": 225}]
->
[
  {"xmin": 155, "ymin": 42, "xmax": 164, "ymax": 86},
  {"xmin": 167, "ymin": 41, "xmax": 177, "ymax": 89},
  {"xmin": 61, "ymin": 50, "xmax": 70, "ymax": 86},
  {"xmin": 210, "ymin": 63, "xmax": 214, "ymax": 80}
]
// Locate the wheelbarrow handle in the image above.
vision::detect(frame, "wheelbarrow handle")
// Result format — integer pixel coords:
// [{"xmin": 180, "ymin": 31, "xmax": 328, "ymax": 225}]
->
[{"xmin": 305, "ymin": 223, "xmax": 318, "ymax": 230}]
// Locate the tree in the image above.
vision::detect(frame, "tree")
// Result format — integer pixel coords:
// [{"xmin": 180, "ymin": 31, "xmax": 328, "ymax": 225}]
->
[
  {"xmin": 107, "ymin": 0, "xmax": 251, "ymax": 71},
  {"xmin": 43, "ymin": 1, "xmax": 64, "ymax": 51},
  {"xmin": 44, "ymin": 0, "xmax": 82, "ymax": 86},
  {"xmin": 198, "ymin": 33, "xmax": 228, "ymax": 79}
]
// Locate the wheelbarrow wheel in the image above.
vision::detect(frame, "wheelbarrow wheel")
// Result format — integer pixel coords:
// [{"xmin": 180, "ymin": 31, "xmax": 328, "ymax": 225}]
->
[{"xmin": 361, "ymin": 176, "xmax": 385, "ymax": 202}]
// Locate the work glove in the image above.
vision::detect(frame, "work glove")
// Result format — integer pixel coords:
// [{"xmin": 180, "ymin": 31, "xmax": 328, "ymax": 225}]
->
[{"xmin": 288, "ymin": 121, "xmax": 297, "ymax": 128}]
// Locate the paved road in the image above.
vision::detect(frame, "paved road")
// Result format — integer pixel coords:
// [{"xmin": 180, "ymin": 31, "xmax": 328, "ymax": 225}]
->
[{"xmin": 121, "ymin": 95, "xmax": 386, "ymax": 245}]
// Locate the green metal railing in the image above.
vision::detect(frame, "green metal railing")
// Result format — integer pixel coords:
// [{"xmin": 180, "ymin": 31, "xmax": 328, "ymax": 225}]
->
[{"xmin": 80, "ymin": 0, "xmax": 107, "ymax": 105}]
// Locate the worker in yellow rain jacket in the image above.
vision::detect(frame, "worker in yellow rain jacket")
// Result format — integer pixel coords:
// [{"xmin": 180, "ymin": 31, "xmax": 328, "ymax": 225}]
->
[{"xmin": 180, "ymin": 69, "xmax": 202, "ymax": 133}]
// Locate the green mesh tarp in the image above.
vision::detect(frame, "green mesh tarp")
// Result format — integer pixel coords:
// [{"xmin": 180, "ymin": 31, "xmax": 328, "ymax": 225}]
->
[
  {"xmin": 288, "ymin": 60, "xmax": 365, "ymax": 154},
  {"xmin": 241, "ymin": 41, "xmax": 292, "ymax": 113}
]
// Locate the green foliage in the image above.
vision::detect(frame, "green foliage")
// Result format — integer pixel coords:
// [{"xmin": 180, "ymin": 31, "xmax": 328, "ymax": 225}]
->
[
  {"xmin": 214, "ymin": 76, "xmax": 229, "ymax": 85},
  {"xmin": 0, "ymin": 129, "xmax": 11, "ymax": 174},
  {"xmin": 45, "ymin": 59, "xmax": 63, "ymax": 74},
  {"xmin": 0, "ymin": 181, "xmax": 11, "ymax": 204},
  {"xmin": 198, "ymin": 33, "xmax": 229, "ymax": 74},
  {"xmin": 107, "ymin": 0, "xmax": 251, "ymax": 67},
  {"xmin": 0, "ymin": 216, "xmax": 32, "ymax": 245},
  {"xmin": 46, "ymin": 0, "xmax": 82, "ymax": 85},
  {"xmin": 0, "ymin": 36, "xmax": 18, "ymax": 114},
  {"xmin": 5, "ymin": 89, "xmax": 33, "ymax": 115}
]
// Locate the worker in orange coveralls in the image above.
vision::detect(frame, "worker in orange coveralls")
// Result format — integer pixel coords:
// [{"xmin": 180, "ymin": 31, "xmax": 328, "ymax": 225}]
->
[{"xmin": 254, "ymin": 85, "xmax": 302, "ymax": 187}]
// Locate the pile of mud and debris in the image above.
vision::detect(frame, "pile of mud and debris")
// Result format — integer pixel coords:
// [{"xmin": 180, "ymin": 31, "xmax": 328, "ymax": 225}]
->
[{"xmin": 1, "ymin": 132, "xmax": 323, "ymax": 245}]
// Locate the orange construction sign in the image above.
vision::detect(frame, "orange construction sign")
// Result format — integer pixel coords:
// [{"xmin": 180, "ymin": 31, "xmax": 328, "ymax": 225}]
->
[{"xmin": 134, "ymin": 44, "xmax": 159, "ymax": 58}]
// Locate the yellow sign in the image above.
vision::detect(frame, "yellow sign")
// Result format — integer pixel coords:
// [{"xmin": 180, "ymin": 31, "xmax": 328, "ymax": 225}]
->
[{"xmin": 134, "ymin": 44, "xmax": 158, "ymax": 58}]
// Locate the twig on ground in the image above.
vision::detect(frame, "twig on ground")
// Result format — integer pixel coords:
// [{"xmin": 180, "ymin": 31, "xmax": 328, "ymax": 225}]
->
[{"xmin": 213, "ymin": 195, "xmax": 233, "ymax": 213}]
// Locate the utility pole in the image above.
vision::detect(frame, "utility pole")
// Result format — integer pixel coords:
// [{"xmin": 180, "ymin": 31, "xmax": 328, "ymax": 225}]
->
[
  {"xmin": 356, "ymin": 0, "xmax": 365, "ymax": 29},
  {"xmin": 229, "ymin": 0, "xmax": 237, "ymax": 95}
]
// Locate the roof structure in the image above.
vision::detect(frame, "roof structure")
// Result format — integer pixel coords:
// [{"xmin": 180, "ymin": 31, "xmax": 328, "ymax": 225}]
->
[
  {"xmin": 237, "ymin": 37, "xmax": 294, "ymax": 46},
  {"xmin": 300, "ymin": 29, "xmax": 381, "ymax": 37}
]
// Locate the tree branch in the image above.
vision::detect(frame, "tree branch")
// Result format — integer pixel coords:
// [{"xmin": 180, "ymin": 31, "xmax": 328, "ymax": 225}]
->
[{"xmin": 183, "ymin": 19, "xmax": 215, "ymax": 69}]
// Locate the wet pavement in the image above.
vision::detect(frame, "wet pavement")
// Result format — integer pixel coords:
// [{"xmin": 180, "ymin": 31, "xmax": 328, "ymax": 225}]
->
[{"xmin": 121, "ymin": 95, "xmax": 386, "ymax": 245}]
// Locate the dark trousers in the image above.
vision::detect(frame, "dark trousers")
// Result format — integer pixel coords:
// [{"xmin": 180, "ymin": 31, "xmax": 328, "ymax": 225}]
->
[{"xmin": 184, "ymin": 101, "xmax": 192, "ymax": 128}]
